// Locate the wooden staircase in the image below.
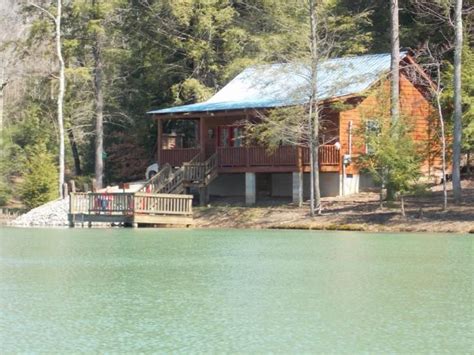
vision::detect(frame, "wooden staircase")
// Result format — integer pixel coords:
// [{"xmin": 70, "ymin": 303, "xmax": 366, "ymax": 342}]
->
[
  {"xmin": 68, "ymin": 154, "xmax": 217, "ymax": 228},
  {"xmin": 140, "ymin": 152, "xmax": 218, "ymax": 197}
]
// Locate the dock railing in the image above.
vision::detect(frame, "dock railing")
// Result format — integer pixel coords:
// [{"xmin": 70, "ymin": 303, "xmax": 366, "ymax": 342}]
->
[
  {"xmin": 134, "ymin": 193, "xmax": 192, "ymax": 215},
  {"xmin": 70, "ymin": 192, "xmax": 193, "ymax": 216}
]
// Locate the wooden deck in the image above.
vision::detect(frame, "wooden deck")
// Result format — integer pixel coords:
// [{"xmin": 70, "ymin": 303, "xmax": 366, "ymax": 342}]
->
[{"xmin": 69, "ymin": 192, "xmax": 194, "ymax": 227}]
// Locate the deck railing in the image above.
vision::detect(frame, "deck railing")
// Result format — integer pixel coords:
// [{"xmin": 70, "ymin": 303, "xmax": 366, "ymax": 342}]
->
[
  {"xmin": 70, "ymin": 192, "xmax": 193, "ymax": 216},
  {"xmin": 88, "ymin": 193, "xmax": 135, "ymax": 214},
  {"xmin": 302, "ymin": 145, "xmax": 340, "ymax": 166},
  {"xmin": 217, "ymin": 145, "xmax": 339, "ymax": 167},
  {"xmin": 134, "ymin": 193, "xmax": 192, "ymax": 215},
  {"xmin": 318, "ymin": 145, "xmax": 340, "ymax": 166},
  {"xmin": 161, "ymin": 148, "xmax": 200, "ymax": 167},
  {"xmin": 69, "ymin": 192, "xmax": 89, "ymax": 214}
]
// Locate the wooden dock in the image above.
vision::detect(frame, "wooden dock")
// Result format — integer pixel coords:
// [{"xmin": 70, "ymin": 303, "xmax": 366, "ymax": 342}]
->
[{"xmin": 69, "ymin": 192, "xmax": 194, "ymax": 227}]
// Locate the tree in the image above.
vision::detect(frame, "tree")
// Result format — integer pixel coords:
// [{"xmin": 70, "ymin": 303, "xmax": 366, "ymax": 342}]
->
[
  {"xmin": 245, "ymin": 1, "xmax": 371, "ymax": 215},
  {"xmin": 357, "ymin": 85, "xmax": 423, "ymax": 216},
  {"xmin": 390, "ymin": 0, "xmax": 400, "ymax": 124},
  {"xmin": 411, "ymin": 0, "xmax": 473, "ymax": 202},
  {"xmin": 308, "ymin": 0, "xmax": 321, "ymax": 216},
  {"xmin": 92, "ymin": 0, "xmax": 105, "ymax": 190},
  {"xmin": 452, "ymin": 0, "xmax": 463, "ymax": 202},
  {"xmin": 30, "ymin": 1, "xmax": 66, "ymax": 199},
  {"xmin": 432, "ymin": 56, "xmax": 449, "ymax": 211},
  {"xmin": 20, "ymin": 144, "xmax": 58, "ymax": 209}
]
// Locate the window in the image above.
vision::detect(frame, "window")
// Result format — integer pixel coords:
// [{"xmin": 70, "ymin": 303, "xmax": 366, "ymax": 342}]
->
[
  {"xmin": 232, "ymin": 127, "xmax": 243, "ymax": 147},
  {"xmin": 219, "ymin": 127, "xmax": 230, "ymax": 147},
  {"xmin": 218, "ymin": 126, "xmax": 244, "ymax": 147}
]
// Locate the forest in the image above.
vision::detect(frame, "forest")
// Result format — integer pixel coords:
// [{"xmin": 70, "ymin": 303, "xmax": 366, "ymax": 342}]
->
[{"xmin": 0, "ymin": 0, "xmax": 472, "ymax": 209}]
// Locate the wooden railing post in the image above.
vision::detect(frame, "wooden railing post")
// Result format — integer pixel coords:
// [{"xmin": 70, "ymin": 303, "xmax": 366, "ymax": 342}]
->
[
  {"xmin": 70, "ymin": 180, "xmax": 76, "ymax": 193},
  {"xmin": 157, "ymin": 117, "xmax": 162, "ymax": 165}
]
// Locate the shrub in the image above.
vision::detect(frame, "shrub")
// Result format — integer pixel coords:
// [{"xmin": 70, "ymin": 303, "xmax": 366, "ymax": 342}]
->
[
  {"xmin": 20, "ymin": 145, "xmax": 58, "ymax": 209},
  {"xmin": 0, "ymin": 179, "xmax": 11, "ymax": 206}
]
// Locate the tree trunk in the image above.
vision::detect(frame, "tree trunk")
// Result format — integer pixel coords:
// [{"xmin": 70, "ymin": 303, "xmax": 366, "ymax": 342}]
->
[
  {"xmin": 0, "ymin": 64, "xmax": 5, "ymax": 158},
  {"xmin": 452, "ymin": 0, "xmax": 463, "ymax": 203},
  {"xmin": 435, "ymin": 65, "xmax": 447, "ymax": 211},
  {"xmin": 68, "ymin": 129, "xmax": 82, "ymax": 175},
  {"xmin": 309, "ymin": 0, "xmax": 321, "ymax": 215},
  {"xmin": 467, "ymin": 151, "xmax": 471, "ymax": 178},
  {"xmin": 313, "ymin": 108, "xmax": 321, "ymax": 214},
  {"xmin": 56, "ymin": 0, "xmax": 65, "ymax": 198},
  {"xmin": 308, "ymin": 100, "xmax": 315, "ymax": 217},
  {"xmin": 390, "ymin": 0, "xmax": 400, "ymax": 124},
  {"xmin": 400, "ymin": 193, "xmax": 405, "ymax": 217},
  {"xmin": 92, "ymin": 0, "xmax": 104, "ymax": 189},
  {"xmin": 379, "ymin": 185, "xmax": 384, "ymax": 209}
]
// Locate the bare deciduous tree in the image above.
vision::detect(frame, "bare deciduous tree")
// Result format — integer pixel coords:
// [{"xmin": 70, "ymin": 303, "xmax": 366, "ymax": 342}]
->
[
  {"xmin": 452, "ymin": 0, "xmax": 463, "ymax": 202},
  {"xmin": 390, "ymin": 0, "xmax": 400, "ymax": 124},
  {"xmin": 92, "ymin": 0, "xmax": 105, "ymax": 190},
  {"xmin": 30, "ymin": 0, "xmax": 66, "ymax": 198},
  {"xmin": 411, "ymin": 0, "xmax": 470, "ymax": 203},
  {"xmin": 308, "ymin": 0, "xmax": 321, "ymax": 216}
]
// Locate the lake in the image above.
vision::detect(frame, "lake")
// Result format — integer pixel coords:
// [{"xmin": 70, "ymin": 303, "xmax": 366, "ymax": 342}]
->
[{"xmin": 0, "ymin": 227, "xmax": 472, "ymax": 352}]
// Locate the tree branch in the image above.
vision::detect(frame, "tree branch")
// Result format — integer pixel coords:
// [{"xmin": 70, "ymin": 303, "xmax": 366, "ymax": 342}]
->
[{"xmin": 28, "ymin": 2, "xmax": 57, "ymax": 23}]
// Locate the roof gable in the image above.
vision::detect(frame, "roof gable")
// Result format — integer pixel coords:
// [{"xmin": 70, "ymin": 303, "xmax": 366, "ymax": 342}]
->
[{"xmin": 149, "ymin": 52, "xmax": 407, "ymax": 115}]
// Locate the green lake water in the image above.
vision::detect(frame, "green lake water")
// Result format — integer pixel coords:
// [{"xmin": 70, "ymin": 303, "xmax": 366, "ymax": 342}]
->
[{"xmin": 0, "ymin": 228, "xmax": 472, "ymax": 353}]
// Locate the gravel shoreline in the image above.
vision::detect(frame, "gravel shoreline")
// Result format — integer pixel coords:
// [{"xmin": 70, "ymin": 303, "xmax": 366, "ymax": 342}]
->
[
  {"xmin": 6, "ymin": 180, "xmax": 473, "ymax": 232},
  {"xmin": 9, "ymin": 198, "xmax": 70, "ymax": 227}
]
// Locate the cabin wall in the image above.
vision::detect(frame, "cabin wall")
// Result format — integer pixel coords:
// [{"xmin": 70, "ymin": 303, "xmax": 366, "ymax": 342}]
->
[
  {"xmin": 339, "ymin": 73, "xmax": 440, "ymax": 182},
  {"xmin": 201, "ymin": 115, "xmax": 247, "ymax": 156}
]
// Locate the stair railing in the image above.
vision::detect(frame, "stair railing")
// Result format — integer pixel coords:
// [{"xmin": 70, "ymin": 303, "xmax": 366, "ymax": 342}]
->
[
  {"xmin": 203, "ymin": 153, "xmax": 218, "ymax": 185},
  {"xmin": 158, "ymin": 167, "xmax": 185, "ymax": 194},
  {"xmin": 139, "ymin": 163, "xmax": 171, "ymax": 193},
  {"xmin": 183, "ymin": 152, "xmax": 205, "ymax": 182},
  {"xmin": 204, "ymin": 153, "xmax": 217, "ymax": 175}
]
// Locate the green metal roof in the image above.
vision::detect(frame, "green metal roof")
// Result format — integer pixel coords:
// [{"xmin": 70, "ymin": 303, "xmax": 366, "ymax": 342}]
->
[{"xmin": 149, "ymin": 52, "xmax": 407, "ymax": 115}]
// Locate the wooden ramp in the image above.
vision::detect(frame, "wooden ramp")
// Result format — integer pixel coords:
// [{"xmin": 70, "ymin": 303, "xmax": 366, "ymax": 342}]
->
[{"xmin": 69, "ymin": 192, "xmax": 193, "ymax": 227}]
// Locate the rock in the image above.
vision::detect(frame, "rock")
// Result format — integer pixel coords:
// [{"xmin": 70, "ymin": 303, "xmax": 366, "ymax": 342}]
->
[{"xmin": 10, "ymin": 198, "xmax": 69, "ymax": 227}]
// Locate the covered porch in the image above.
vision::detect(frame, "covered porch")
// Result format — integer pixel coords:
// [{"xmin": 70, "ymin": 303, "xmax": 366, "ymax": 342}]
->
[{"xmin": 155, "ymin": 112, "xmax": 342, "ymax": 173}]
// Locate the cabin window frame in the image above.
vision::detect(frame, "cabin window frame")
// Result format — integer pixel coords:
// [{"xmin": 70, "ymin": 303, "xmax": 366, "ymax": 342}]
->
[{"xmin": 217, "ymin": 125, "xmax": 245, "ymax": 148}]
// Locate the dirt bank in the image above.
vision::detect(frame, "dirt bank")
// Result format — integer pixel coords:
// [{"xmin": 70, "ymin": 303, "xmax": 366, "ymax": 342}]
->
[{"xmin": 194, "ymin": 180, "xmax": 474, "ymax": 233}]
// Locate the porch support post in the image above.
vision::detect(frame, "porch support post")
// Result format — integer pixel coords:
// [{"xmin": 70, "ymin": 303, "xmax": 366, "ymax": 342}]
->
[
  {"xmin": 292, "ymin": 172, "xmax": 303, "ymax": 207},
  {"xmin": 200, "ymin": 117, "xmax": 206, "ymax": 159},
  {"xmin": 245, "ymin": 172, "xmax": 256, "ymax": 206},
  {"xmin": 157, "ymin": 116, "xmax": 162, "ymax": 165}
]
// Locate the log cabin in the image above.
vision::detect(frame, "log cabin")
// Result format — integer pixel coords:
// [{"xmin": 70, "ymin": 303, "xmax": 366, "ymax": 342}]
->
[{"xmin": 148, "ymin": 52, "xmax": 441, "ymax": 205}]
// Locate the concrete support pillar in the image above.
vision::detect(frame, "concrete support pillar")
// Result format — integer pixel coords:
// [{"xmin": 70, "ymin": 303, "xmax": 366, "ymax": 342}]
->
[
  {"xmin": 292, "ymin": 172, "xmax": 303, "ymax": 207},
  {"xmin": 245, "ymin": 172, "xmax": 256, "ymax": 206},
  {"xmin": 199, "ymin": 187, "xmax": 209, "ymax": 206},
  {"xmin": 339, "ymin": 173, "xmax": 344, "ymax": 196}
]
